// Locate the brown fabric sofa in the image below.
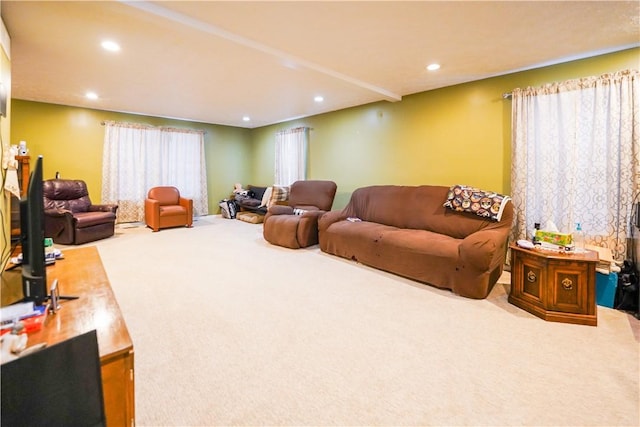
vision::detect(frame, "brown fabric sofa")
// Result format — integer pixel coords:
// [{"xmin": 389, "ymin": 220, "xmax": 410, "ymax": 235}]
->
[
  {"xmin": 43, "ymin": 179, "xmax": 118, "ymax": 245},
  {"xmin": 318, "ymin": 185, "xmax": 514, "ymax": 299}
]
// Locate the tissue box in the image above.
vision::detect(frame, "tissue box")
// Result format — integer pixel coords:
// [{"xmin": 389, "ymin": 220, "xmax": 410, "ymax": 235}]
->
[
  {"xmin": 596, "ymin": 272, "xmax": 618, "ymax": 308},
  {"xmin": 535, "ymin": 230, "xmax": 573, "ymax": 247}
]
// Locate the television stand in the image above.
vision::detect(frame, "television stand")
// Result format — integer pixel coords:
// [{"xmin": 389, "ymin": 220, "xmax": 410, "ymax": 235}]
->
[{"xmin": 0, "ymin": 246, "xmax": 135, "ymax": 426}]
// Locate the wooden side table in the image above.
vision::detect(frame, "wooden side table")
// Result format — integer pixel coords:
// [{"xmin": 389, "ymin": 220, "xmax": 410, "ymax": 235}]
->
[{"xmin": 508, "ymin": 244, "xmax": 599, "ymax": 326}]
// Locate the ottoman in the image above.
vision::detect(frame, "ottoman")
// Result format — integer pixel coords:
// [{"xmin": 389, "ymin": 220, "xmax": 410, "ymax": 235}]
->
[{"xmin": 236, "ymin": 211, "xmax": 264, "ymax": 224}]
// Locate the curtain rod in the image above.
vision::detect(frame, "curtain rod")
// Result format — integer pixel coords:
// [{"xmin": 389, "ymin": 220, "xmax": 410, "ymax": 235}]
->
[
  {"xmin": 100, "ymin": 120, "xmax": 206, "ymax": 134},
  {"xmin": 102, "ymin": 120, "xmax": 314, "ymax": 131}
]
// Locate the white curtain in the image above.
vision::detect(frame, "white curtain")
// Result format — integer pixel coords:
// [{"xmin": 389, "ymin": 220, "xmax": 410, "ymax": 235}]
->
[
  {"xmin": 102, "ymin": 121, "xmax": 209, "ymax": 223},
  {"xmin": 511, "ymin": 70, "xmax": 640, "ymax": 261},
  {"xmin": 274, "ymin": 127, "xmax": 309, "ymax": 186}
]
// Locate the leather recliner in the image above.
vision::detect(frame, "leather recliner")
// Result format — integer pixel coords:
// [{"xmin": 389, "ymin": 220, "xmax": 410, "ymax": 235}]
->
[
  {"xmin": 43, "ymin": 179, "xmax": 118, "ymax": 245},
  {"xmin": 263, "ymin": 180, "xmax": 337, "ymax": 249},
  {"xmin": 145, "ymin": 186, "xmax": 193, "ymax": 232}
]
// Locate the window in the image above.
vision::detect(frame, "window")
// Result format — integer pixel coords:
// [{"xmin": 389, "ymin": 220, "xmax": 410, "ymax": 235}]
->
[
  {"xmin": 102, "ymin": 121, "xmax": 208, "ymax": 222},
  {"xmin": 510, "ymin": 70, "xmax": 639, "ymax": 260},
  {"xmin": 274, "ymin": 127, "xmax": 309, "ymax": 186}
]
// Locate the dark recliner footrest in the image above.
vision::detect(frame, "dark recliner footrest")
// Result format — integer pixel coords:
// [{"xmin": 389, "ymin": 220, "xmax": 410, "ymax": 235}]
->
[{"xmin": 73, "ymin": 211, "xmax": 116, "ymax": 228}]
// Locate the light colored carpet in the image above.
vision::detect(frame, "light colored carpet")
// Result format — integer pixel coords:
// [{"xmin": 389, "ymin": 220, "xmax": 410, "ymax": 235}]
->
[{"xmin": 86, "ymin": 215, "xmax": 638, "ymax": 426}]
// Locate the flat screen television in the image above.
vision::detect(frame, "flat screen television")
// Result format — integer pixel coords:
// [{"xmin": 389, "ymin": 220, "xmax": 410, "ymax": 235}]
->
[
  {"xmin": 1, "ymin": 329, "xmax": 106, "ymax": 427},
  {"xmin": 20, "ymin": 155, "xmax": 47, "ymax": 305}
]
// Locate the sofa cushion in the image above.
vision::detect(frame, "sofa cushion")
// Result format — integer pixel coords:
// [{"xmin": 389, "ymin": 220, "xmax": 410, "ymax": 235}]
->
[
  {"xmin": 443, "ymin": 184, "xmax": 511, "ymax": 222},
  {"xmin": 237, "ymin": 212, "xmax": 264, "ymax": 224},
  {"xmin": 268, "ymin": 185, "xmax": 290, "ymax": 207},
  {"xmin": 43, "ymin": 179, "xmax": 92, "ymax": 213},
  {"xmin": 248, "ymin": 185, "xmax": 267, "ymax": 202},
  {"xmin": 261, "ymin": 187, "xmax": 272, "ymax": 207},
  {"xmin": 241, "ymin": 198, "xmax": 261, "ymax": 207},
  {"xmin": 147, "ymin": 186, "xmax": 180, "ymax": 206},
  {"xmin": 342, "ymin": 185, "xmax": 492, "ymax": 239},
  {"xmin": 288, "ymin": 180, "xmax": 337, "ymax": 211},
  {"xmin": 159, "ymin": 205, "xmax": 188, "ymax": 217}
]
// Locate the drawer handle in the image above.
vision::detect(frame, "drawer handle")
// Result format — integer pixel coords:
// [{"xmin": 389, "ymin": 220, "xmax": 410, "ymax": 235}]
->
[
  {"xmin": 562, "ymin": 278, "xmax": 573, "ymax": 290},
  {"xmin": 527, "ymin": 271, "xmax": 536, "ymax": 282}
]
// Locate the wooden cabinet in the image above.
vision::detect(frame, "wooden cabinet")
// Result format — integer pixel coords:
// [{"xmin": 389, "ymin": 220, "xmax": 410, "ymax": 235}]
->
[
  {"xmin": 1, "ymin": 247, "xmax": 135, "ymax": 426},
  {"xmin": 10, "ymin": 155, "xmax": 30, "ymax": 238},
  {"xmin": 508, "ymin": 244, "xmax": 598, "ymax": 326}
]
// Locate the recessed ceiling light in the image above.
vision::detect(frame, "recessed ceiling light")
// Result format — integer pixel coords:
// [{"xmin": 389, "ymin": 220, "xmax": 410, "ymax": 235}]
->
[
  {"xmin": 86, "ymin": 91, "xmax": 98, "ymax": 100},
  {"xmin": 314, "ymin": 95, "xmax": 324, "ymax": 103},
  {"xmin": 101, "ymin": 40, "xmax": 121, "ymax": 52},
  {"xmin": 427, "ymin": 63, "xmax": 440, "ymax": 71},
  {"xmin": 242, "ymin": 116, "xmax": 250, "ymax": 122}
]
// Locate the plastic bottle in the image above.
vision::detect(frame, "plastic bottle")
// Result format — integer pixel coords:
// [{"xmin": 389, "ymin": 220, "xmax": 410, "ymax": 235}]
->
[
  {"xmin": 573, "ymin": 223, "xmax": 585, "ymax": 253},
  {"xmin": 532, "ymin": 223, "xmax": 541, "ymax": 244}
]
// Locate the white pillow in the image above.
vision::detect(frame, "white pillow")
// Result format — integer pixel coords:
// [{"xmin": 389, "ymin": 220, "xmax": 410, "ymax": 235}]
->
[{"xmin": 260, "ymin": 186, "xmax": 273, "ymax": 207}]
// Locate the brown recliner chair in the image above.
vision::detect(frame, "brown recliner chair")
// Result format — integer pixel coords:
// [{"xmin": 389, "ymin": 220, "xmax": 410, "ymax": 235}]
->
[
  {"xmin": 43, "ymin": 179, "xmax": 118, "ymax": 245},
  {"xmin": 263, "ymin": 180, "xmax": 337, "ymax": 249},
  {"xmin": 145, "ymin": 186, "xmax": 193, "ymax": 232}
]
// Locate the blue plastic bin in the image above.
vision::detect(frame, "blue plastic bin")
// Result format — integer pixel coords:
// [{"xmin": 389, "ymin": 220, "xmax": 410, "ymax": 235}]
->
[{"xmin": 596, "ymin": 272, "xmax": 618, "ymax": 308}]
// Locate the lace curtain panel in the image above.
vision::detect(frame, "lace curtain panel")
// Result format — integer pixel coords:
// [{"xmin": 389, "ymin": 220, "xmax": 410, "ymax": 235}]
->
[
  {"xmin": 510, "ymin": 70, "xmax": 640, "ymax": 261},
  {"xmin": 274, "ymin": 127, "xmax": 309, "ymax": 186},
  {"xmin": 102, "ymin": 121, "xmax": 209, "ymax": 223}
]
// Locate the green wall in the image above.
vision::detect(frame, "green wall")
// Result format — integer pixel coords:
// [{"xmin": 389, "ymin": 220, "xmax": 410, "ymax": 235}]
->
[
  {"xmin": 9, "ymin": 47, "xmax": 640, "ymax": 214},
  {"xmin": 251, "ymin": 47, "xmax": 640, "ymax": 209},
  {"xmin": 9, "ymin": 102, "xmax": 252, "ymax": 212}
]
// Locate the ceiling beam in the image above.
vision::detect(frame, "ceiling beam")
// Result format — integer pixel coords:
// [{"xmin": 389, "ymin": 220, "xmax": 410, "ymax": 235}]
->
[{"xmin": 121, "ymin": 0, "xmax": 402, "ymax": 103}]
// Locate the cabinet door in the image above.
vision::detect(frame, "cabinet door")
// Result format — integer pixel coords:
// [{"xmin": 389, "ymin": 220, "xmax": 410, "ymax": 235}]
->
[
  {"xmin": 547, "ymin": 260, "xmax": 590, "ymax": 314},
  {"xmin": 102, "ymin": 351, "xmax": 135, "ymax": 427},
  {"xmin": 512, "ymin": 251, "xmax": 546, "ymax": 305}
]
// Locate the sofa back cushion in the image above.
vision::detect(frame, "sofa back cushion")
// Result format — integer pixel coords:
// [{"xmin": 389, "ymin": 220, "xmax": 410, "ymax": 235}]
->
[
  {"xmin": 248, "ymin": 185, "xmax": 267, "ymax": 202},
  {"xmin": 288, "ymin": 180, "xmax": 337, "ymax": 211},
  {"xmin": 342, "ymin": 185, "xmax": 512, "ymax": 239},
  {"xmin": 147, "ymin": 186, "xmax": 180, "ymax": 206},
  {"xmin": 43, "ymin": 179, "xmax": 91, "ymax": 213}
]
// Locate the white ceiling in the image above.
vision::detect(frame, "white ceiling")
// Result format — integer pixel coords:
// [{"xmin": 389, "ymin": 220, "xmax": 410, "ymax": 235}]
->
[{"xmin": 2, "ymin": 1, "xmax": 639, "ymax": 129}]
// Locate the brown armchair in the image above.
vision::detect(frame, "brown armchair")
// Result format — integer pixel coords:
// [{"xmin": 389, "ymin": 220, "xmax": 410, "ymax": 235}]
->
[
  {"xmin": 145, "ymin": 186, "xmax": 193, "ymax": 232},
  {"xmin": 43, "ymin": 179, "xmax": 118, "ymax": 245},
  {"xmin": 263, "ymin": 180, "xmax": 337, "ymax": 249}
]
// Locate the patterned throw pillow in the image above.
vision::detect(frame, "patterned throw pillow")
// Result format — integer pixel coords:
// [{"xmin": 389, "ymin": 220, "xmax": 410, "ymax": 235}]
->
[
  {"xmin": 268, "ymin": 185, "xmax": 290, "ymax": 207},
  {"xmin": 443, "ymin": 184, "xmax": 511, "ymax": 222}
]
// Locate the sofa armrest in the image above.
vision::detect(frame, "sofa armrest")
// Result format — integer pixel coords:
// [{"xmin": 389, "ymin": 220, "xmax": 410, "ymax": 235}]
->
[
  {"xmin": 268, "ymin": 205, "xmax": 294, "ymax": 216},
  {"xmin": 459, "ymin": 229, "xmax": 509, "ymax": 271},
  {"xmin": 318, "ymin": 210, "xmax": 347, "ymax": 233},
  {"xmin": 264, "ymin": 205, "xmax": 292, "ymax": 223},
  {"xmin": 145, "ymin": 198, "xmax": 160, "ymax": 228},
  {"xmin": 178, "ymin": 197, "xmax": 193, "ymax": 213},
  {"xmin": 145, "ymin": 198, "xmax": 159, "ymax": 210},
  {"xmin": 43, "ymin": 209, "xmax": 76, "ymax": 243}
]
